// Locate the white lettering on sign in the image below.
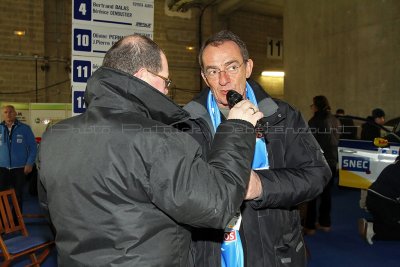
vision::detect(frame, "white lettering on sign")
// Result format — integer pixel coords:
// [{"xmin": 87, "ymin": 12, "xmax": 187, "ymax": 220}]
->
[{"xmin": 343, "ymin": 159, "xmax": 368, "ymax": 169}]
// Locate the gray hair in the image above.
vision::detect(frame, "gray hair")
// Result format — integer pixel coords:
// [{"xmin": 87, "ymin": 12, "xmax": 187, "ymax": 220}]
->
[
  {"xmin": 198, "ymin": 30, "xmax": 249, "ymax": 71},
  {"xmin": 2, "ymin": 105, "xmax": 16, "ymax": 111},
  {"xmin": 102, "ymin": 34, "xmax": 163, "ymax": 74}
]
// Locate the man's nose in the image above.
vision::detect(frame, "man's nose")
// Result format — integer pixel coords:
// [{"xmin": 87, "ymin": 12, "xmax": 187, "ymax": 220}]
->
[{"xmin": 218, "ymin": 71, "xmax": 230, "ymax": 85}]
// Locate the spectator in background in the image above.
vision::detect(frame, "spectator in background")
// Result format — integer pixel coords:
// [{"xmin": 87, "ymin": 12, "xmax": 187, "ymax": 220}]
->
[
  {"xmin": 304, "ymin": 96, "xmax": 340, "ymax": 235},
  {"xmin": 335, "ymin": 108, "xmax": 357, "ymax": 139},
  {"xmin": 361, "ymin": 108, "xmax": 385, "ymax": 141},
  {"xmin": 358, "ymin": 156, "xmax": 400, "ymax": 245},
  {"xmin": 0, "ymin": 105, "xmax": 37, "ymax": 211}
]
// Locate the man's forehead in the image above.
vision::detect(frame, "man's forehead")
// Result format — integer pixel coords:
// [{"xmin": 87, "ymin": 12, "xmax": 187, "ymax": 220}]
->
[
  {"xmin": 203, "ymin": 42, "xmax": 242, "ymax": 63},
  {"xmin": 3, "ymin": 107, "xmax": 15, "ymax": 112}
]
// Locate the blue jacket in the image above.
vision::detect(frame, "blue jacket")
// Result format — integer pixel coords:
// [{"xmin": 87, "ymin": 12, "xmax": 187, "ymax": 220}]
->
[{"xmin": 0, "ymin": 119, "xmax": 37, "ymax": 169}]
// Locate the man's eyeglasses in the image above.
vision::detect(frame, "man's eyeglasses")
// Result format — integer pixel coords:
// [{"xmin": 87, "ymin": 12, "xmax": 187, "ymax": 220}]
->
[
  {"xmin": 203, "ymin": 61, "xmax": 246, "ymax": 79},
  {"xmin": 147, "ymin": 69, "xmax": 172, "ymax": 89}
]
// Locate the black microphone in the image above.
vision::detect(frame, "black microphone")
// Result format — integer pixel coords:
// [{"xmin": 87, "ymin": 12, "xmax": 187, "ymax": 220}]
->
[
  {"xmin": 226, "ymin": 90, "xmax": 267, "ymax": 136},
  {"xmin": 227, "ymin": 90, "xmax": 244, "ymax": 109}
]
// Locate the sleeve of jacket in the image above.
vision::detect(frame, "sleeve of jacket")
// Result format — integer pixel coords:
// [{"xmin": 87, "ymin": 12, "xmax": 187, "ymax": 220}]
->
[
  {"xmin": 250, "ymin": 109, "xmax": 332, "ymax": 209},
  {"xmin": 25, "ymin": 125, "xmax": 37, "ymax": 166},
  {"xmin": 36, "ymin": 144, "xmax": 49, "ymax": 212},
  {"xmin": 147, "ymin": 119, "xmax": 255, "ymax": 229}
]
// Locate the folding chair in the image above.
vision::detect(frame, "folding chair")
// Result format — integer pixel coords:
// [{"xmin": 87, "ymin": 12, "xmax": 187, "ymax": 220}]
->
[{"xmin": 0, "ymin": 189, "xmax": 54, "ymax": 266}]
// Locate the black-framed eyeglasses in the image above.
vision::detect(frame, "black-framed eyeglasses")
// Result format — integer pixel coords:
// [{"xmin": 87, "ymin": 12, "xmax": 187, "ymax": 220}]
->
[
  {"xmin": 203, "ymin": 61, "xmax": 246, "ymax": 79},
  {"xmin": 147, "ymin": 69, "xmax": 172, "ymax": 89}
]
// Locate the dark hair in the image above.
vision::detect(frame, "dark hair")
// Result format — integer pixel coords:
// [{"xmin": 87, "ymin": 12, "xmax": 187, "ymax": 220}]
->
[
  {"xmin": 313, "ymin": 95, "xmax": 331, "ymax": 112},
  {"xmin": 372, "ymin": 108, "xmax": 385, "ymax": 118},
  {"xmin": 198, "ymin": 30, "xmax": 249, "ymax": 71},
  {"xmin": 102, "ymin": 34, "xmax": 163, "ymax": 74},
  {"xmin": 336, "ymin": 108, "xmax": 345, "ymax": 115}
]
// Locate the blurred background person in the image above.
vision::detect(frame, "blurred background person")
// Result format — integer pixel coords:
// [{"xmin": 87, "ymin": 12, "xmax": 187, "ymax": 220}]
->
[
  {"xmin": 335, "ymin": 108, "xmax": 357, "ymax": 139},
  {"xmin": 358, "ymin": 156, "xmax": 400, "ymax": 245},
  {"xmin": 304, "ymin": 96, "xmax": 340, "ymax": 235},
  {"xmin": 361, "ymin": 108, "xmax": 385, "ymax": 141},
  {"xmin": 0, "ymin": 105, "xmax": 37, "ymax": 211}
]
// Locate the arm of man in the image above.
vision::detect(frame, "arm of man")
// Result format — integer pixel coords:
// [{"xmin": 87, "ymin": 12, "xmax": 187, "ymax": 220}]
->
[
  {"xmin": 146, "ymin": 119, "xmax": 258, "ymax": 229},
  {"xmin": 250, "ymin": 108, "xmax": 332, "ymax": 209}
]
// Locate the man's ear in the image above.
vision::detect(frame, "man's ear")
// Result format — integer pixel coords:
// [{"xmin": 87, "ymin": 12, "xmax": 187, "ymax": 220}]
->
[
  {"xmin": 201, "ymin": 72, "xmax": 210, "ymax": 87},
  {"xmin": 133, "ymin": 68, "xmax": 146, "ymax": 79},
  {"xmin": 134, "ymin": 68, "xmax": 153, "ymax": 86},
  {"xmin": 245, "ymin": 59, "xmax": 254, "ymax": 79}
]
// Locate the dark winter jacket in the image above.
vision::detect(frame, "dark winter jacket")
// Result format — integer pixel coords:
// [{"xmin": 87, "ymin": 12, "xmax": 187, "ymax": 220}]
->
[
  {"xmin": 0, "ymin": 119, "xmax": 37, "ymax": 168},
  {"xmin": 309, "ymin": 111, "xmax": 340, "ymax": 167},
  {"xmin": 361, "ymin": 116, "xmax": 382, "ymax": 141},
  {"xmin": 184, "ymin": 80, "xmax": 331, "ymax": 267},
  {"xmin": 38, "ymin": 67, "xmax": 257, "ymax": 267},
  {"xmin": 368, "ymin": 160, "xmax": 400, "ymax": 201}
]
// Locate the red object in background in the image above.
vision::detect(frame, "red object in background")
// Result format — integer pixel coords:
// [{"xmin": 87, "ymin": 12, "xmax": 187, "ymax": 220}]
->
[{"xmin": 35, "ymin": 137, "xmax": 42, "ymax": 144}]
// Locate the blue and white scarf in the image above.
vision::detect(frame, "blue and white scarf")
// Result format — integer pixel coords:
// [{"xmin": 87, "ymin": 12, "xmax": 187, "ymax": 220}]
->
[
  {"xmin": 206, "ymin": 82, "xmax": 269, "ymax": 170},
  {"xmin": 206, "ymin": 82, "xmax": 269, "ymax": 267}
]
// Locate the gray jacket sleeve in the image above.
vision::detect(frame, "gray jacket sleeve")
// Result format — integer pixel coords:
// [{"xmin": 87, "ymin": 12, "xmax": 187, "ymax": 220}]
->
[{"xmin": 37, "ymin": 144, "xmax": 50, "ymax": 213}]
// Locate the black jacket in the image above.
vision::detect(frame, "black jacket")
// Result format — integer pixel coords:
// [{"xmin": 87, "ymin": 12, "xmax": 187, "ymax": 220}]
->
[
  {"xmin": 369, "ymin": 160, "xmax": 400, "ymax": 201},
  {"xmin": 38, "ymin": 67, "xmax": 257, "ymax": 267},
  {"xmin": 309, "ymin": 111, "xmax": 340, "ymax": 167},
  {"xmin": 184, "ymin": 80, "xmax": 331, "ymax": 267},
  {"xmin": 361, "ymin": 116, "xmax": 382, "ymax": 141}
]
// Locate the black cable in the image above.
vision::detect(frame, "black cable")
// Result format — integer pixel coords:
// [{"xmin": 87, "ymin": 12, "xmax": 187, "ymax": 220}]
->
[{"xmin": 0, "ymin": 79, "xmax": 70, "ymax": 95}]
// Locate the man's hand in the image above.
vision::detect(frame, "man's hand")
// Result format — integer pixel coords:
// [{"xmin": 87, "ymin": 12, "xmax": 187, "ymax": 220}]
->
[
  {"xmin": 24, "ymin": 165, "xmax": 33, "ymax": 175},
  {"xmin": 245, "ymin": 170, "xmax": 262, "ymax": 200},
  {"xmin": 227, "ymin": 100, "xmax": 263, "ymax": 127}
]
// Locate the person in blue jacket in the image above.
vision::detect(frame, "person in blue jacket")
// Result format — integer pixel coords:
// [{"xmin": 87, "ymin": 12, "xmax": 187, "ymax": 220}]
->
[{"xmin": 0, "ymin": 105, "xmax": 37, "ymax": 211}]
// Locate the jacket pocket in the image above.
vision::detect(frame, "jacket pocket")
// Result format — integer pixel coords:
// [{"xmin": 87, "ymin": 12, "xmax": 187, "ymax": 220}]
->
[{"xmin": 274, "ymin": 230, "xmax": 306, "ymax": 266}]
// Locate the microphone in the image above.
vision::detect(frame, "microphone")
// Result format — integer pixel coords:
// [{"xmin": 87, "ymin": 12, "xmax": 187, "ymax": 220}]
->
[
  {"xmin": 227, "ymin": 90, "xmax": 244, "ymax": 109},
  {"xmin": 226, "ymin": 90, "xmax": 267, "ymax": 136}
]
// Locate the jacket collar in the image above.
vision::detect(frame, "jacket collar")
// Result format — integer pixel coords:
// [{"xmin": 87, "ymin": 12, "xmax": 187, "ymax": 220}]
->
[
  {"xmin": 85, "ymin": 67, "xmax": 190, "ymax": 126},
  {"xmin": 1, "ymin": 119, "xmax": 19, "ymax": 127}
]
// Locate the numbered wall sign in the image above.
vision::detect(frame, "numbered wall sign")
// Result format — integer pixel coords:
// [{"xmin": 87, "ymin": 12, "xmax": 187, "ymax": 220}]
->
[
  {"xmin": 267, "ymin": 37, "xmax": 283, "ymax": 60},
  {"xmin": 73, "ymin": 89, "xmax": 86, "ymax": 114},
  {"xmin": 72, "ymin": 56, "xmax": 103, "ymax": 83},
  {"xmin": 72, "ymin": 0, "xmax": 154, "ymax": 115},
  {"xmin": 72, "ymin": 25, "xmax": 152, "ymax": 56},
  {"xmin": 74, "ymin": 0, "xmax": 92, "ymax": 21},
  {"xmin": 73, "ymin": 60, "xmax": 91, "ymax": 83},
  {"xmin": 73, "ymin": 28, "xmax": 92, "ymax": 52},
  {"xmin": 73, "ymin": 0, "xmax": 154, "ymax": 31}
]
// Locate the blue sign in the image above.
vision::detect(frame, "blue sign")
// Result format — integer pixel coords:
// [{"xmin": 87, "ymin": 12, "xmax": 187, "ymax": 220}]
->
[
  {"xmin": 74, "ymin": 0, "xmax": 92, "ymax": 21},
  {"xmin": 73, "ymin": 91, "xmax": 86, "ymax": 113},
  {"xmin": 342, "ymin": 156, "xmax": 370, "ymax": 173},
  {"xmin": 73, "ymin": 60, "xmax": 92, "ymax": 83},
  {"xmin": 73, "ymin": 28, "xmax": 92, "ymax": 52}
]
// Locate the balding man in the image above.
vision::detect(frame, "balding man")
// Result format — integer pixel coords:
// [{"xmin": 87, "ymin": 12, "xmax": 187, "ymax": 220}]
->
[
  {"xmin": 38, "ymin": 34, "xmax": 264, "ymax": 266},
  {"xmin": 1, "ymin": 105, "xmax": 37, "ymax": 211}
]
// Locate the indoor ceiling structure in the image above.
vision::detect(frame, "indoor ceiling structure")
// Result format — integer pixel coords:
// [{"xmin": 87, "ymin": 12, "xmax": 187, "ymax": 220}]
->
[{"xmin": 167, "ymin": 0, "xmax": 284, "ymax": 17}]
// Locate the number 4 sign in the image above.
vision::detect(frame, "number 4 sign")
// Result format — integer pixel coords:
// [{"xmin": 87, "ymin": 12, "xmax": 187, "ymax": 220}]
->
[{"xmin": 74, "ymin": 0, "xmax": 92, "ymax": 21}]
